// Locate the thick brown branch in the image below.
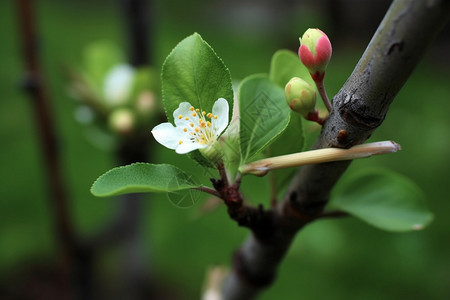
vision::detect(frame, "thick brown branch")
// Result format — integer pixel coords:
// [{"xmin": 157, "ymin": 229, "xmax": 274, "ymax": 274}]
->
[{"xmin": 223, "ymin": 0, "xmax": 450, "ymax": 299}]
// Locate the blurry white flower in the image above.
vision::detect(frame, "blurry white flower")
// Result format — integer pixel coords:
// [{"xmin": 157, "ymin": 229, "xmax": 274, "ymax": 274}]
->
[{"xmin": 103, "ymin": 64, "xmax": 135, "ymax": 105}]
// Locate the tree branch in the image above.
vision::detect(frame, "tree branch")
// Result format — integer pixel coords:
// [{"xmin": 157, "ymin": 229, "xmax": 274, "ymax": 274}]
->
[
  {"xmin": 16, "ymin": 0, "xmax": 76, "ymax": 269},
  {"xmin": 223, "ymin": 0, "xmax": 450, "ymax": 299}
]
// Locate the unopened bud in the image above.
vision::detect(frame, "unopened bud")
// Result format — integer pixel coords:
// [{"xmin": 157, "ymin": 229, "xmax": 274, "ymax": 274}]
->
[
  {"xmin": 285, "ymin": 77, "xmax": 316, "ymax": 117},
  {"xmin": 108, "ymin": 108, "xmax": 135, "ymax": 134},
  {"xmin": 298, "ymin": 28, "xmax": 332, "ymax": 81}
]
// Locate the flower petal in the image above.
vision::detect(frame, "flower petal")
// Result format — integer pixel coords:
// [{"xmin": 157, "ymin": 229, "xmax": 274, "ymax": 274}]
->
[
  {"xmin": 151, "ymin": 122, "xmax": 182, "ymax": 150},
  {"xmin": 211, "ymin": 98, "xmax": 229, "ymax": 136},
  {"xmin": 175, "ymin": 141, "xmax": 205, "ymax": 154},
  {"xmin": 174, "ymin": 102, "xmax": 194, "ymax": 127}
]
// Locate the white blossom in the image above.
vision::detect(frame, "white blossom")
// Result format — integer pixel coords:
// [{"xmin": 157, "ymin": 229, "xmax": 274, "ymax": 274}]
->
[{"xmin": 152, "ymin": 98, "xmax": 229, "ymax": 154}]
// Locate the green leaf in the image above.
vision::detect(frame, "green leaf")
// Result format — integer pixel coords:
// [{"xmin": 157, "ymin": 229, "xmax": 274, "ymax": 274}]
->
[
  {"xmin": 329, "ymin": 168, "xmax": 433, "ymax": 232},
  {"xmin": 266, "ymin": 111, "xmax": 304, "ymax": 192},
  {"xmin": 91, "ymin": 163, "xmax": 200, "ymax": 197},
  {"xmin": 239, "ymin": 74, "xmax": 291, "ymax": 163},
  {"xmin": 269, "ymin": 49, "xmax": 313, "ymax": 88},
  {"xmin": 83, "ymin": 41, "xmax": 124, "ymax": 89},
  {"xmin": 220, "ymin": 120, "xmax": 241, "ymax": 180},
  {"xmin": 130, "ymin": 66, "xmax": 160, "ymax": 100},
  {"xmin": 161, "ymin": 33, "xmax": 233, "ymax": 124}
]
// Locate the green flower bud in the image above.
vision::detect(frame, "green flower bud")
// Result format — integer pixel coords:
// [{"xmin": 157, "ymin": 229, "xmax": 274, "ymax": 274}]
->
[
  {"xmin": 285, "ymin": 77, "xmax": 316, "ymax": 117},
  {"xmin": 108, "ymin": 108, "xmax": 135, "ymax": 134}
]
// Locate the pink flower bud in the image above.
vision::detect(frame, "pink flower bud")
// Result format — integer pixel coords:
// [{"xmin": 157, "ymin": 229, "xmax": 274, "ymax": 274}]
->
[
  {"xmin": 285, "ymin": 77, "xmax": 316, "ymax": 117},
  {"xmin": 298, "ymin": 28, "xmax": 332, "ymax": 82}
]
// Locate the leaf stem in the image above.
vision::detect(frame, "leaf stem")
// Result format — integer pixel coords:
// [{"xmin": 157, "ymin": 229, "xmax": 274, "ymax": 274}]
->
[
  {"xmin": 195, "ymin": 186, "xmax": 222, "ymax": 198},
  {"xmin": 315, "ymin": 78, "xmax": 332, "ymax": 112}
]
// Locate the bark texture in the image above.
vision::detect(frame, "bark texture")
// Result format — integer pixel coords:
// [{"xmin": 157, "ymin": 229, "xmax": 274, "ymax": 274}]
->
[{"xmin": 223, "ymin": 0, "xmax": 450, "ymax": 299}]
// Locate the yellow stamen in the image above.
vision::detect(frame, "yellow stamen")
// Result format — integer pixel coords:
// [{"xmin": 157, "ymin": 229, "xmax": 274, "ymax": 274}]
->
[
  {"xmin": 200, "ymin": 122, "xmax": 206, "ymax": 128},
  {"xmin": 207, "ymin": 113, "xmax": 213, "ymax": 118},
  {"xmin": 190, "ymin": 107, "xmax": 194, "ymax": 111},
  {"xmin": 189, "ymin": 123, "xmax": 194, "ymax": 127},
  {"xmin": 202, "ymin": 111, "xmax": 206, "ymax": 116},
  {"xmin": 192, "ymin": 112, "xmax": 197, "ymax": 117},
  {"xmin": 179, "ymin": 141, "xmax": 183, "ymax": 144},
  {"xmin": 183, "ymin": 128, "xmax": 187, "ymax": 132},
  {"xmin": 207, "ymin": 121, "xmax": 211, "ymax": 127},
  {"xmin": 195, "ymin": 127, "xmax": 200, "ymax": 133},
  {"xmin": 196, "ymin": 108, "xmax": 200, "ymax": 112},
  {"xmin": 214, "ymin": 115, "xmax": 218, "ymax": 119},
  {"xmin": 178, "ymin": 115, "xmax": 183, "ymax": 119},
  {"xmin": 185, "ymin": 117, "xmax": 189, "ymax": 120}
]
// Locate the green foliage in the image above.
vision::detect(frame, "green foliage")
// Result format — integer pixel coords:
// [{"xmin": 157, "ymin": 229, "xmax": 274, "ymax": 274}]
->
[
  {"xmin": 161, "ymin": 33, "xmax": 233, "ymax": 124},
  {"xmin": 265, "ymin": 111, "xmax": 304, "ymax": 192},
  {"xmin": 263, "ymin": 50, "xmax": 307, "ymax": 189},
  {"xmin": 329, "ymin": 168, "xmax": 433, "ymax": 232},
  {"xmin": 130, "ymin": 67, "xmax": 160, "ymax": 100},
  {"xmin": 239, "ymin": 74, "xmax": 291, "ymax": 163},
  {"xmin": 1, "ymin": 3, "xmax": 449, "ymax": 299},
  {"xmin": 91, "ymin": 163, "xmax": 200, "ymax": 197},
  {"xmin": 83, "ymin": 40, "xmax": 124, "ymax": 90},
  {"xmin": 269, "ymin": 49, "xmax": 313, "ymax": 88}
]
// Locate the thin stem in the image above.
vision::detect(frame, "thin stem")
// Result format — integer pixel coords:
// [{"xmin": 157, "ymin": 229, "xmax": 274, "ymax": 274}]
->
[
  {"xmin": 195, "ymin": 186, "xmax": 222, "ymax": 198},
  {"xmin": 305, "ymin": 110, "xmax": 327, "ymax": 125},
  {"xmin": 218, "ymin": 163, "xmax": 230, "ymax": 187},
  {"xmin": 233, "ymin": 173, "xmax": 242, "ymax": 188},
  {"xmin": 315, "ymin": 78, "xmax": 332, "ymax": 112}
]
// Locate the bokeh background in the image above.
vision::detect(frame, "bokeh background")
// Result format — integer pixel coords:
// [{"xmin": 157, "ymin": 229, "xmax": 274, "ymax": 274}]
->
[{"xmin": 1, "ymin": 0, "xmax": 450, "ymax": 299}]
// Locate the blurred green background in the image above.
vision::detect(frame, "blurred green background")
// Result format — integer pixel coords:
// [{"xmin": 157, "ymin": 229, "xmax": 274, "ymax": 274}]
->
[{"xmin": 1, "ymin": 0, "xmax": 450, "ymax": 299}]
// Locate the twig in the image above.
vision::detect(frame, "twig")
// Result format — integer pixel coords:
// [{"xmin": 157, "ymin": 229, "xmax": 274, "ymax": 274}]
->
[
  {"xmin": 16, "ymin": 0, "xmax": 75, "ymax": 268},
  {"xmin": 218, "ymin": 163, "xmax": 230, "ymax": 187},
  {"xmin": 195, "ymin": 186, "xmax": 223, "ymax": 198}
]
